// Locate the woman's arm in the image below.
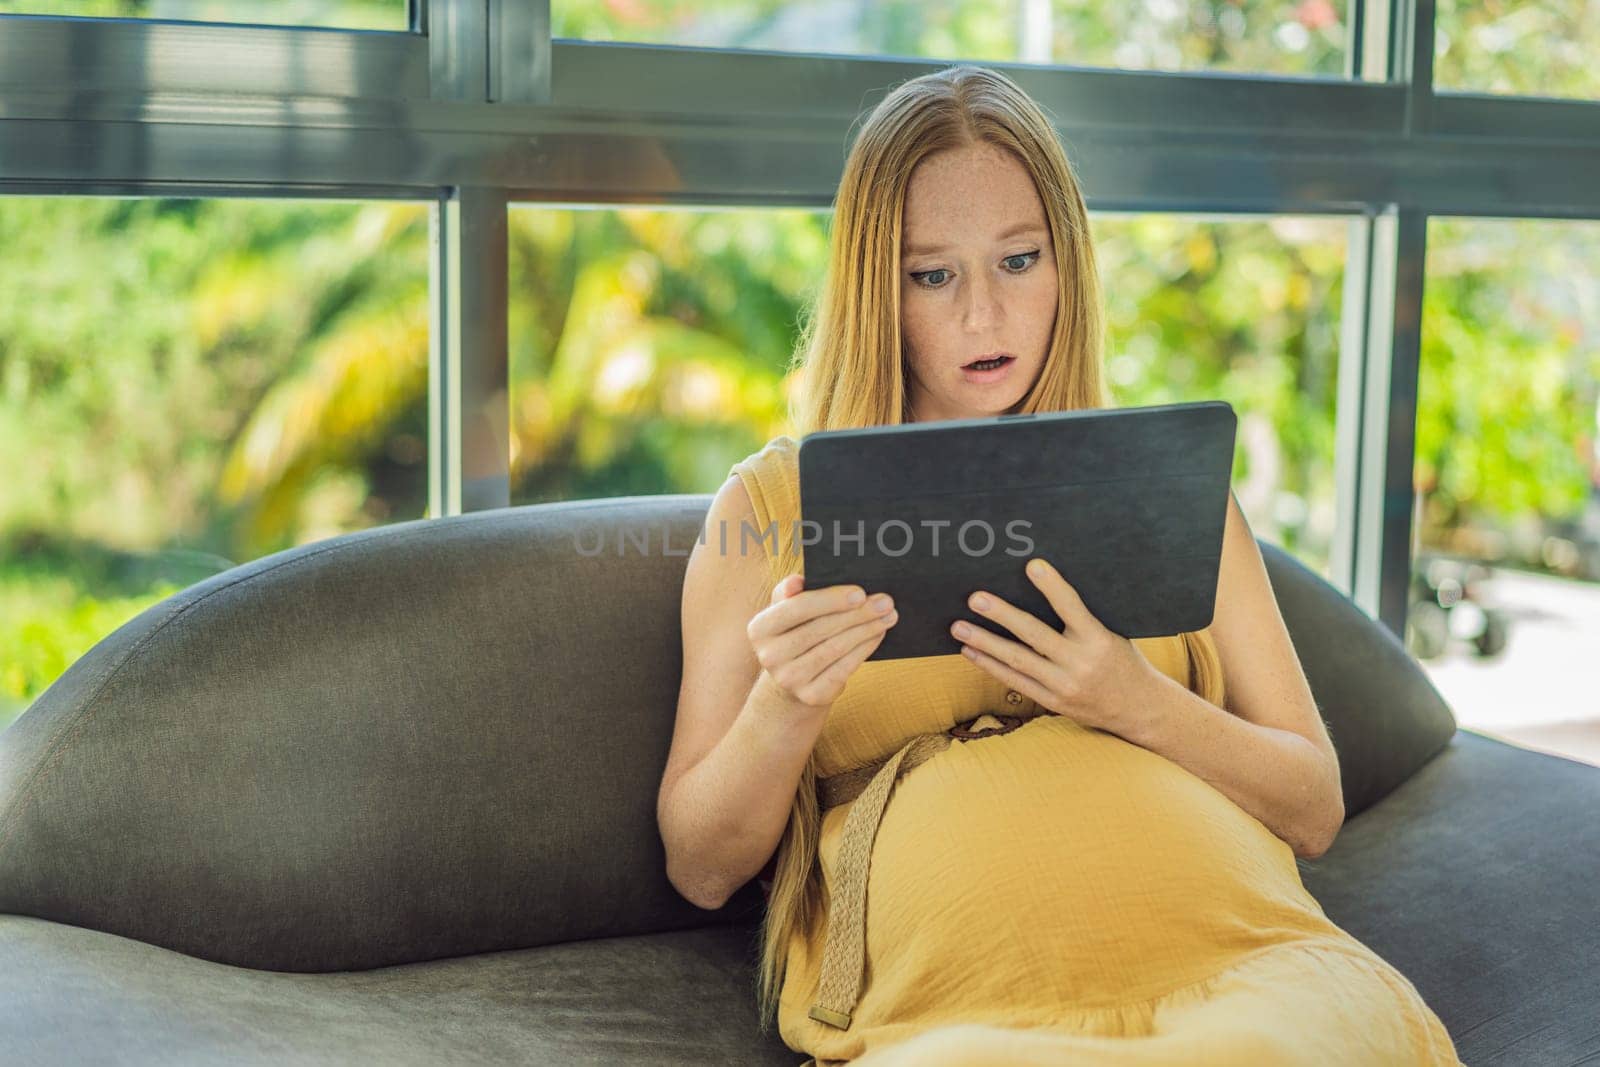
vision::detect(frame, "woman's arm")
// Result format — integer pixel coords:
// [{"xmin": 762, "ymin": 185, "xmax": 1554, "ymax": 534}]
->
[
  {"xmin": 659, "ymin": 477, "xmax": 825, "ymax": 911},
  {"xmin": 1113, "ymin": 492, "xmax": 1343, "ymax": 859}
]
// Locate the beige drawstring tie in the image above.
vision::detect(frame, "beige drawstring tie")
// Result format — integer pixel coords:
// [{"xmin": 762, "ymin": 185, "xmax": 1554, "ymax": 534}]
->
[{"xmin": 806, "ymin": 711, "xmax": 1043, "ymax": 1030}]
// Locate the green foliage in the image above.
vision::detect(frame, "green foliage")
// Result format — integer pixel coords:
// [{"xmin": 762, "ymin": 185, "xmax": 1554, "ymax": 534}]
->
[
  {"xmin": 1418, "ymin": 219, "xmax": 1600, "ymax": 547},
  {"xmin": 1436, "ymin": 0, "xmax": 1600, "ymax": 99},
  {"xmin": 0, "ymin": 0, "xmax": 407, "ymax": 30},
  {"xmin": 505, "ymin": 207, "xmax": 821, "ymax": 502},
  {"xmin": 0, "ymin": 198, "xmax": 430, "ymax": 560},
  {"xmin": 552, "ymin": 0, "xmax": 1346, "ymax": 77},
  {"xmin": 1098, "ymin": 216, "xmax": 1347, "ymax": 568}
]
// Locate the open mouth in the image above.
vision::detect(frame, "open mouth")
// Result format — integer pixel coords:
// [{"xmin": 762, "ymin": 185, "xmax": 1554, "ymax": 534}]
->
[{"xmin": 964, "ymin": 355, "xmax": 1014, "ymax": 372}]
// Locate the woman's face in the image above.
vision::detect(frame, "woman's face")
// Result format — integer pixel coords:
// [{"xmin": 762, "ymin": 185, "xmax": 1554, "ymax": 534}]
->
[{"xmin": 898, "ymin": 140, "xmax": 1060, "ymax": 423}]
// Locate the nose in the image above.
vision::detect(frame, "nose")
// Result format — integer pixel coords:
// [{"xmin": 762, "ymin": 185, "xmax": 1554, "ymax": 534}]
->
[{"xmin": 962, "ymin": 271, "xmax": 998, "ymax": 332}]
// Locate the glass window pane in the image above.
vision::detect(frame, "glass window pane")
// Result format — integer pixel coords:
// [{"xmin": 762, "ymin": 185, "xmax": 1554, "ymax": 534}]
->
[
  {"xmin": 0, "ymin": 0, "xmax": 410, "ymax": 31},
  {"xmin": 507, "ymin": 206, "xmax": 1347, "ymax": 582},
  {"xmin": 0, "ymin": 196, "xmax": 430, "ymax": 732},
  {"xmin": 553, "ymin": 1, "xmax": 1347, "ymax": 79},
  {"xmin": 507, "ymin": 205, "xmax": 827, "ymax": 503},
  {"xmin": 1414, "ymin": 217, "xmax": 1600, "ymax": 767},
  {"xmin": 1435, "ymin": 0, "xmax": 1600, "ymax": 100},
  {"xmin": 1093, "ymin": 214, "xmax": 1348, "ymax": 578}
]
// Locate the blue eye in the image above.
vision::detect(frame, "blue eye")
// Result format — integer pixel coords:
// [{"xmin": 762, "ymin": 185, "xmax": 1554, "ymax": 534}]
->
[{"xmin": 910, "ymin": 250, "xmax": 1041, "ymax": 290}]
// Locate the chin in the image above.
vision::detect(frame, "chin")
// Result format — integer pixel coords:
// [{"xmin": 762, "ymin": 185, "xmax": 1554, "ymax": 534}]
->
[{"xmin": 963, "ymin": 398, "xmax": 1024, "ymax": 421}]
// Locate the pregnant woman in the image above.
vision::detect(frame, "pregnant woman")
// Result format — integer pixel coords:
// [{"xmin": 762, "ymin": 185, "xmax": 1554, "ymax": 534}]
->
[{"xmin": 657, "ymin": 63, "xmax": 1461, "ymax": 1066}]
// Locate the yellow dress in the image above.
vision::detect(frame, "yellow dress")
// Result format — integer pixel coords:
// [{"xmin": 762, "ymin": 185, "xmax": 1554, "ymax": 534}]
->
[{"xmin": 730, "ymin": 434, "xmax": 1461, "ymax": 1067}]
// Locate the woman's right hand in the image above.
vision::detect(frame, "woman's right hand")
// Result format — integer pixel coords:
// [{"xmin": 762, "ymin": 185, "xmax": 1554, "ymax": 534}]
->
[{"xmin": 747, "ymin": 574, "xmax": 898, "ymax": 712}]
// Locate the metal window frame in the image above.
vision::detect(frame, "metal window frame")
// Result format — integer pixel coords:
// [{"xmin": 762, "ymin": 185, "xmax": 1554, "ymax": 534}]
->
[{"xmin": 2, "ymin": 0, "xmax": 1598, "ymax": 639}]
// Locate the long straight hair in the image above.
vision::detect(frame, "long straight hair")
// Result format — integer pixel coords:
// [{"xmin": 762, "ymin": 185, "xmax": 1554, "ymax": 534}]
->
[{"xmin": 753, "ymin": 63, "xmax": 1227, "ymax": 1034}]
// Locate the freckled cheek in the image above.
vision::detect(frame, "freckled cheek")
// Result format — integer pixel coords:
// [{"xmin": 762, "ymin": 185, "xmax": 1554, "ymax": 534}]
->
[
  {"xmin": 900, "ymin": 301, "xmax": 947, "ymax": 369},
  {"xmin": 1026, "ymin": 274, "xmax": 1061, "ymax": 344}
]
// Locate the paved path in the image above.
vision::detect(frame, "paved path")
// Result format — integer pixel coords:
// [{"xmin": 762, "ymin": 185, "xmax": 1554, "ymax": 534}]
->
[{"xmin": 1419, "ymin": 566, "xmax": 1600, "ymax": 766}]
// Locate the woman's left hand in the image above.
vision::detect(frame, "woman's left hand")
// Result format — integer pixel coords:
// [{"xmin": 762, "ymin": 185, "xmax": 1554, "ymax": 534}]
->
[{"xmin": 951, "ymin": 556, "xmax": 1157, "ymax": 736}]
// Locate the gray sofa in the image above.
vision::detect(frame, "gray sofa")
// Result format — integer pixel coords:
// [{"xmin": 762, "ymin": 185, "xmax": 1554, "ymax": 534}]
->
[{"xmin": 2, "ymin": 495, "xmax": 1597, "ymax": 1065}]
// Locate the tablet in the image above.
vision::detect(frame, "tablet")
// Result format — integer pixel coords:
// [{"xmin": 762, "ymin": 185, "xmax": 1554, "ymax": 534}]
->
[{"xmin": 795, "ymin": 400, "xmax": 1238, "ymax": 661}]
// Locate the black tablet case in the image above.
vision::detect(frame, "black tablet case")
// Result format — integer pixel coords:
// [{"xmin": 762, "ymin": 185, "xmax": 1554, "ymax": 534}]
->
[{"xmin": 796, "ymin": 400, "xmax": 1238, "ymax": 661}]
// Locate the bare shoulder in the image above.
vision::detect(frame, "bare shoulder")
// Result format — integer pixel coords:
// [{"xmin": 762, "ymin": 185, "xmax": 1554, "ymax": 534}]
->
[{"xmin": 688, "ymin": 471, "xmax": 776, "ymax": 609}]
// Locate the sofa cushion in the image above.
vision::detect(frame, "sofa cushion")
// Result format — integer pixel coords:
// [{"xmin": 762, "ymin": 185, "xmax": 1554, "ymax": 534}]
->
[
  {"xmin": 1255, "ymin": 542, "xmax": 1457, "ymax": 817},
  {"xmin": 1300, "ymin": 729, "xmax": 1600, "ymax": 1067},
  {"xmin": 0, "ymin": 497, "xmax": 743, "ymax": 972},
  {"xmin": 0, "ymin": 915, "xmax": 798, "ymax": 1066}
]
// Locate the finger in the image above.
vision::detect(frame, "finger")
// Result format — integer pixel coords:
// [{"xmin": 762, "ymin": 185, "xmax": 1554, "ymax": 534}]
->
[
  {"xmin": 952, "ymin": 618, "xmax": 1054, "ymax": 682},
  {"xmin": 959, "ymin": 643, "xmax": 1055, "ymax": 707},
  {"xmin": 1025, "ymin": 557, "xmax": 1096, "ymax": 633},
  {"xmin": 807, "ymin": 624, "xmax": 893, "ymax": 700},
  {"xmin": 772, "ymin": 596, "xmax": 894, "ymax": 666},
  {"xmin": 790, "ymin": 611, "xmax": 897, "ymax": 699},
  {"xmin": 756, "ymin": 579, "xmax": 863, "ymax": 638},
  {"xmin": 965, "ymin": 588, "xmax": 1069, "ymax": 656},
  {"xmin": 771, "ymin": 573, "xmax": 804, "ymax": 604}
]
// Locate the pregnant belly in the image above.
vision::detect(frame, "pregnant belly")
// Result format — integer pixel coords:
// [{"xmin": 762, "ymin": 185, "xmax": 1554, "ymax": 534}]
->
[{"xmin": 816, "ymin": 715, "xmax": 1332, "ymax": 1009}]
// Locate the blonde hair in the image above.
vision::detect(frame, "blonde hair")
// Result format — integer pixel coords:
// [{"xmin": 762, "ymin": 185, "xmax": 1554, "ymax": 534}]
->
[{"xmin": 753, "ymin": 63, "xmax": 1227, "ymax": 1034}]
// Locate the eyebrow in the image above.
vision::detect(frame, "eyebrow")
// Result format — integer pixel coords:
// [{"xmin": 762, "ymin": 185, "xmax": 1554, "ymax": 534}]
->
[{"xmin": 902, "ymin": 221, "xmax": 1049, "ymax": 259}]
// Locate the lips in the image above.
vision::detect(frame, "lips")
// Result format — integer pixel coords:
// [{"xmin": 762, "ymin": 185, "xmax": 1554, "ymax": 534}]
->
[
  {"xmin": 964, "ymin": 354, "xmax": 1014, "ymax": 369},
  {"xmin": 960, "ymin": 354, "xmax": 1018, "ymax": 384}
]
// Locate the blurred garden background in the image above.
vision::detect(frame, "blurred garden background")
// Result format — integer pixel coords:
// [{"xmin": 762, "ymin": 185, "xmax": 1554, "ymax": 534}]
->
[{"xmin": 2, "ymin": 0, "xmax": 1597, "ymax": 754}]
